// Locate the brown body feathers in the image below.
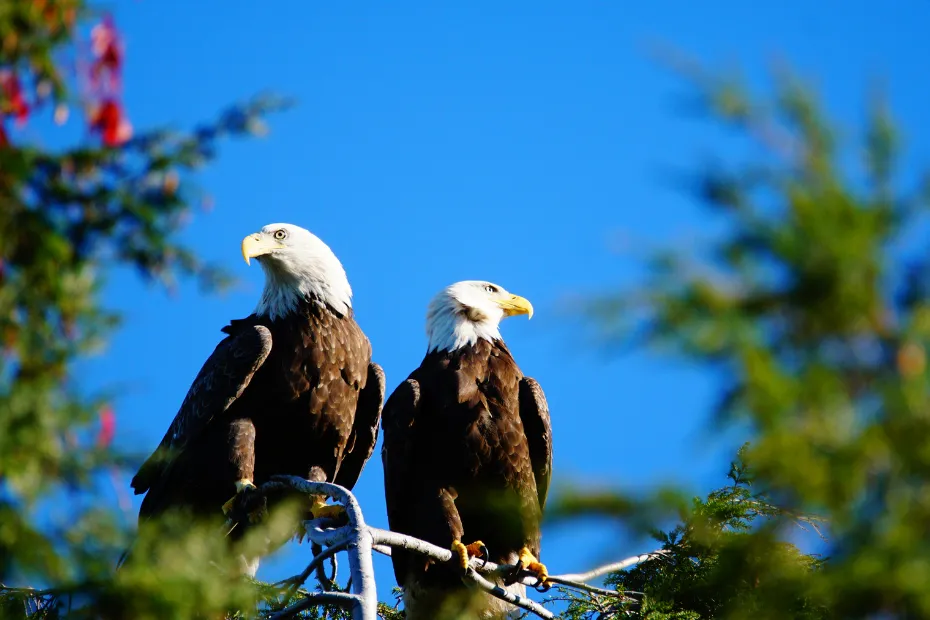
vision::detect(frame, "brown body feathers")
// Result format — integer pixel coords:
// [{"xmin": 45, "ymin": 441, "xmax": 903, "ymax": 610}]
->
[
  {"xmin": 131, "ymin": 298, "xmax": 384, "ymax": 532},
  {"xmin": 382, "ymin": 338, "xmax": 552, "ymax": 619}
]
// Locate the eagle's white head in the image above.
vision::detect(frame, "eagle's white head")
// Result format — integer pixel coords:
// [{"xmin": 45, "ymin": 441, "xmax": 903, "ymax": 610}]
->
[
  {"xmin": 425, "ymin": 280, "xmax": 534, "ymax": 352},
  {"xmin": 241, "ymin": 223, "xmax": 352, "ymax": 320}
]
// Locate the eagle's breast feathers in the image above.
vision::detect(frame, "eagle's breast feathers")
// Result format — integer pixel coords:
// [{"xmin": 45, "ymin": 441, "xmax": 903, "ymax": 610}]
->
[
  {"xmin": 133, "ymin": 298, "xmax": 382, "ymax": 519},
  {"xmin": 382, "ymin": 338, "xmax": 553, "ymax": 597}
]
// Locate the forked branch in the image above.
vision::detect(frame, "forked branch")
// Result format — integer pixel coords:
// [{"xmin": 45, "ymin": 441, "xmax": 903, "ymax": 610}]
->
[{"xmin": 264, "ymin": 476, "xmax": 665, "ymax": 620}]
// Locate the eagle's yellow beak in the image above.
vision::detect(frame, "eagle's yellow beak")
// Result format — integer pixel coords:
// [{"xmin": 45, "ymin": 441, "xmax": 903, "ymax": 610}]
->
[
  {"xmin": 241, "ymin": 233, "xmax": 281, "ymax": 266},
  {"xmin": 497, "ymin": 294, "xmax": 534, "ymax": 320}
]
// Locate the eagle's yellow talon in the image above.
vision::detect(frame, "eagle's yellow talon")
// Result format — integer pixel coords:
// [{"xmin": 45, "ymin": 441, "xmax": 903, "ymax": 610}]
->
[
  {"xmin": 464, "ymin": 541, "xmax": 484, "ymax": 557},
  {"xmin": 451, "ymin": 539, "xmax": 487, "ymax": 571},
  {"xmin": 518, "ymin": 546, "xmax": 549, "ymax": 585},
  {"xmin": 310, "ymin": 497, "xmax": 346, "ymax": 520},
  {"xmin": 222, "ymin": 478, "xmax": 257, "ymax": 515},
  {"xmin": 451, "ymin": 540, "xmax": 469, "ymax": 570}
]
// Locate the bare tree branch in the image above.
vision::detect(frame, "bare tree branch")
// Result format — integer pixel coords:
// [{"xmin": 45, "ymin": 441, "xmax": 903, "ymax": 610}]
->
[
  {"xmin": 553, "ymin": 550, "xmax": 669, "ymax": 583},
  {"xmin": 549, "ymin": 580, "xmax": 635, "ymax": 601},
  {"xmin": 368, "ymin": 528, "xmax": 553, "ymax": 618},
  {"xmin": 371, "ymin": 527, "xmax": 661, "ymax": 593},
  {"xmin": 278, "ymin": 539, "xmax": 349, "ymax": 594},
  {"xmin": 466, "ymin": 568, "xmax": 555, "ymax": 620},
  {"xmin": 263, "ymin": 477, "xmax": 378, "ymax": 620},
  {"xmin": 255, "ymin": 478, "xmax": 666, "ymax": 620}
]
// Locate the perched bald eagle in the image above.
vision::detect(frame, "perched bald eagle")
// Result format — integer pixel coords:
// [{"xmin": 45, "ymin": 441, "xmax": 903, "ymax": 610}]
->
[
  {"xmin": 382, "ymin": 281, "xmax": 553, "ymax": 620},
  {"xmin": 129, "ymin": 223, "xmax": 384, "ymax": 575}
]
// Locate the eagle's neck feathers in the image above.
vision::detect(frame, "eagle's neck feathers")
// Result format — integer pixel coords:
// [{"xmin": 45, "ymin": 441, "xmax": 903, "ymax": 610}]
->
[
  {"xmin": 426, "ymin": 305, "xmax": 502, "ymax": 352},
  {"xmin": 255, "ymin": 249, "xmax": 352, "ymax": 321}
]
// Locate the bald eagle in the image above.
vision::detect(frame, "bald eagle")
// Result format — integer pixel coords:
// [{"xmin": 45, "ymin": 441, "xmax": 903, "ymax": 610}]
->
[
  {"xmin": 129, "ymin": 223, "xmax": 385, "ymax": 575},
  {"xmin": 381, "ymin": 281, "xmax": 552, "ymax": 620}
]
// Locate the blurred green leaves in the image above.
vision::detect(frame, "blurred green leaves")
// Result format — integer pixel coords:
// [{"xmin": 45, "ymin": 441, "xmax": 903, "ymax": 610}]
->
[
  {"xmin": 580, "ymin": 54, "xmax": 930, "ymax": 618},
  {"xmin": 1, "ymin": 1, "xmax": 291, "ymax": 617},
  {"xmin": 555, "ymin": 448, "xmax": 827, "ymax": 620}
]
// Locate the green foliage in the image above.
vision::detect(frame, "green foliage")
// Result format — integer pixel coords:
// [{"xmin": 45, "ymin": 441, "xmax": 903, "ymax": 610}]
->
[
  {"xmin": 0, "ymin": 0, "xmax": 81, "ymax": 104},
  {"xmin": 584, "ymin": 54, "xmax": 930, "ymax": 618},
  {"xmin": 557, "ymin": 448, "xmax": 826, "ymax": 620},
  {"xmin": 377, "ymin": 589, "xmax": 406, "ymax": 620},
  {"xmin": 0, "ymin": 1, "xmax": 290, "ymax": 617}
]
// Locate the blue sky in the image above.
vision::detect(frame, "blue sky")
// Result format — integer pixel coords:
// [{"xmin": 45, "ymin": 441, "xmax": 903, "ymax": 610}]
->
[{"xmin": 49, "ymin": 0, "xmax": 930, "ymax": 606}]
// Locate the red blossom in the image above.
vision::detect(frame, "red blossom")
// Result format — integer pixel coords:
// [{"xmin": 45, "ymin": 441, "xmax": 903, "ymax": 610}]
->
[
  {"xmin": 97, "ymin": 405, "xmax": 116, "ymax": 448},
  {"xmin": 0, "ymin": 14, "xmax": 132, "ymax": 149},
  {"xmin": 89, "ymin": 99, "xmax": 132, "ymax": 146},
  {"xmin": 0, "ymin": 70, "xmax": 30, "ymax": 126},
  {"xmin": 90, "ymin": 15, "xmax": 122, "ymax": 93},
  {"xmin": 86, "ymin": 16, "xmax": 131, "ymax": 146}
]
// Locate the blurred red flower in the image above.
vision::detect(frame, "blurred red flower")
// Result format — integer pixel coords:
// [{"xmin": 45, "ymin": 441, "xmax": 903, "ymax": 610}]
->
[
  {"xmin": 90, "ymin": 99, "xmax": 132, "ymax": 146},
  {"xmin": 90, "ymin": 15, "xmax": 122, "ymax": 93},
  {"xmin": 1, "ymin": 70, "xmax": 30, "ymax": 126},
  {"xmin": 97, "ymin": 405, "xmax": 116, "ymax": 448}
]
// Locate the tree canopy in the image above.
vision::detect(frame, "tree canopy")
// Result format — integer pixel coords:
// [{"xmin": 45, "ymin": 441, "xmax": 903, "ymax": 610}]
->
[
  {"xmin": 1, "ymin": 2, "xmax": 287, "ymax": 617},
  {"xmin": 574, "ymin": 55, "xmax": 930, "ymax": 619}
]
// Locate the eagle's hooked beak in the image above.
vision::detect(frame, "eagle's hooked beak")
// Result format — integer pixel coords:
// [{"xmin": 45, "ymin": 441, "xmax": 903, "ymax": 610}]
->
[
  {"xmin": 241, "ymin": 233, "xmax": 282, "ymax": 266},
  {"xmin": 497, "ymin": 294, "xmax": 534, "ymax": 320}
]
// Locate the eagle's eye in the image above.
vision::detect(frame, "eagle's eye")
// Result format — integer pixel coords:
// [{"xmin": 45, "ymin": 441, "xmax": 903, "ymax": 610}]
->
[
  {"xmin": 485, "ymin": 284, "xmax": 498, "ymax": 294},
  {"xmin": 274, "ymin": 229, "xmax": 288, "ymax": 241}
]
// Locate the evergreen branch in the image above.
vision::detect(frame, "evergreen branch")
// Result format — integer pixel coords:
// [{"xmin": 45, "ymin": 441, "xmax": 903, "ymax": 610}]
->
[{"xmin": 267, "ymin": 591, "xmax": 362, "ymax": 620}]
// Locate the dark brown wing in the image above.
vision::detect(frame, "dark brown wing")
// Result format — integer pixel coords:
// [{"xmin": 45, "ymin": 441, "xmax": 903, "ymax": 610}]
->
[
  {"xmin": 130, "ymin": 324, "xmax": 273, "ymax": 496},
  {"xmin": 518, "ymin": 377, "xmax": 552, "ymax": 511},
  {"xmin": 381, "ymin": 377, "xmax": 421, "ymax": 585},
  {"xmin": 334, "ymin": 362, "xmax": 386, "ymax": 490}
]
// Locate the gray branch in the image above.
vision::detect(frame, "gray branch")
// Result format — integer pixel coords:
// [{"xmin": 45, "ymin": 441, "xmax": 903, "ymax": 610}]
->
[
  {"xmin": 277, "ymin": 539, "xmax": 349, "ymax": 595},
  {"xmin": 262, "ymin": 477, "xmax": 664, "ymax": 620},
  {"xmin": 264, "ymin": 476, "xmax": 377, "ymax": 620},
  {"xmin": 466, "ymin": 568, "xmax": 555, "ymax": 620},
  {"xmin": 553, "ymin": 550, "xmax": 669, "ymax": 583},
  {"xmin": 370, "ymin": 528, "xmax": 551, "ymax": 618}
]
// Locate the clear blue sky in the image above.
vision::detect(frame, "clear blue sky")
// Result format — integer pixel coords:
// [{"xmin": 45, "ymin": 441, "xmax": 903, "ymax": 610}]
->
[{"xmin": 64, "ymin": 0, "xmax": 929, "ymax": 605}]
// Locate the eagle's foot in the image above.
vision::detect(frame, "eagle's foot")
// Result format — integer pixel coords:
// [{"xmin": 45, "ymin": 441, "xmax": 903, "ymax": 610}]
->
[
  {"xmin": 222, "ymin": 478, "xmax": 267, "ymax": 524},
  {"xmin": 309, "ymin": 497, "xmax": 347, "ymax": 522},
  {"xmin": 451, "ymin": 539, "xmax": 488, "ymax": 572},
  {"xmin": 513, "ymin": 546, "xmax": 550, "ymax": 591}
]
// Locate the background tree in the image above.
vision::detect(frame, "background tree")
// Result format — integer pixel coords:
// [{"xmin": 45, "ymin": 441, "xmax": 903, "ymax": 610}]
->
[
  {"xmin": 568, "ymin": 53, "xmax": 930, "ymax": 619},
  {"xmin": 0, "ymin": 2, "xmax": 289, "ymax": 617}
]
